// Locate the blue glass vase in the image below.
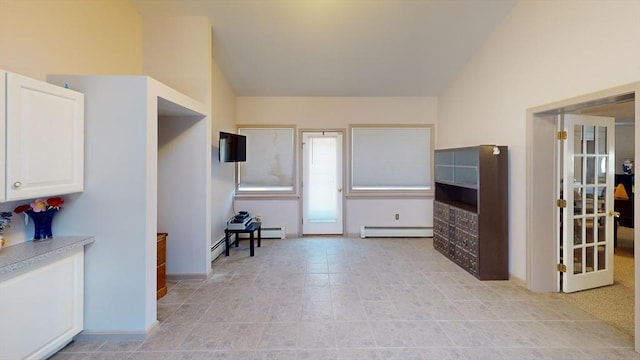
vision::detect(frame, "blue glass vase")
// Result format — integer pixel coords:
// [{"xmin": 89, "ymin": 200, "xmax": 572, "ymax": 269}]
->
[{"xmin": 27, "ymin": 209, "xmax": 57, "ymax": 240}]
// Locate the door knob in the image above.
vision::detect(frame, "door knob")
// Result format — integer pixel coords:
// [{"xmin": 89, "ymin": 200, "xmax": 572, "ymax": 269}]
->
[
  {"xmin": 337, "ymin": 187, "xmax": 343, "ymax": 192},
  {"xmin": 13, "ymin": 181, "xmax": 22, "ymax": 188},
  {"xmin": 609, "ymin": 211, "xmax": 620, "ymax": 217}
]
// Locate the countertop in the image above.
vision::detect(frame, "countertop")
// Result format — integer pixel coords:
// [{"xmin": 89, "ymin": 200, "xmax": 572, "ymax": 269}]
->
[{"xmin": 0, "ymin": 236, "xmax": 94, "ymax": 276}]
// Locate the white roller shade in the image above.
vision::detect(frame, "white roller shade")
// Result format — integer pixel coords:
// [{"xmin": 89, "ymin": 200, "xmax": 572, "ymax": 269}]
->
[{"xmin": 351, "ymin": 126, "xmax": 431, "ymax": 190}]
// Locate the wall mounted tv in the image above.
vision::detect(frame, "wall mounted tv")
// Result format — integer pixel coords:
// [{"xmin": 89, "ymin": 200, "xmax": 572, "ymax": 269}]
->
[{"xmin": 219, "ymin": 131, "xmax": 247, "ymax": 162}]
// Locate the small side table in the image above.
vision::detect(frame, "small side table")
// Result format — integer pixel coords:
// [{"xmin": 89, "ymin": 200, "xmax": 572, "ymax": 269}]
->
[{"xmin": 224, "ymin": 221, "xmax": 262, "ymax": 256}]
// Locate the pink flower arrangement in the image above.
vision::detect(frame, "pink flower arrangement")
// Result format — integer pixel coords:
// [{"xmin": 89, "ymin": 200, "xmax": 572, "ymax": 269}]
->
[{"xmin": 14, "ymin": 197, "xmax": 64, "ymax": 214}]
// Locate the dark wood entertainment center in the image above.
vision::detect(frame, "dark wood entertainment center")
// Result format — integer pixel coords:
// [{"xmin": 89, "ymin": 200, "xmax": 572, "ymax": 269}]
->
[{"xmin": 433, "ymin": 145, "xmax": 509, "ymax": 280}]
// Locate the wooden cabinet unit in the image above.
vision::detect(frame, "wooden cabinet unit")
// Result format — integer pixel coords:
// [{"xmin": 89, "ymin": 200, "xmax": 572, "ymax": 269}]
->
[
  {"xmin": 157, "ymin": 233, "xmax": 167, "ymax": 299},
  {"xmin": 433, "ymin": 145, "xmax": 509, "ymax": 280}
]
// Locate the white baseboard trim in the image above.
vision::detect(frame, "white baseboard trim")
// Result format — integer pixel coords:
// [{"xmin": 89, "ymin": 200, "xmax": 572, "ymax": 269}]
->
[
  {"xmin": 166, "ymin": 273, "xmax": 208, "ymax": 281},
  {"xmin": 509, "ymin": 274, "xmax": 526, "ymax": 288},
  {"xmin": 75, "ymin": 321, "xmax": 159, "ymax": 342}
]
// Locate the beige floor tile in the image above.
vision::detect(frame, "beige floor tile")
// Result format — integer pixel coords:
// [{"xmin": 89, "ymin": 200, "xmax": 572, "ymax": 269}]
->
[
  {"xmin": 301, "ymin": 300, "xmax": 334, "ymax": 321},
  {"xmin": 330, "ymin": 284, "xmax": 360, "ymax": 301},
  {"xmin": 369, "ymin": 321, "xmax": 415, "ymax": 347},
  {"xmin": 296, "ymin": 348, "xmax": 338, "ymax": 360},
  {"xmin": 362, "ymin": 300, "xmax": 401, "ymax": 320},
  {"xmin": 332, "ymin": 300, "xmax": 368, "ymax": 321},
  {"xmin": 334, "ymin": 321, "xmax": 376, "ymax": 348},
  {"xmin": 259, "ymin": 322, "xmax": 299, "ymax": 349},
  {"xmin": 302, "ymin": 285, "xmax": 331, "ymax": 302},
  {"xmin": 297, "ymin": 322, "xmax": 336, "ymax": 348},
  {"xmin": 138, "ymin": 323, "xmax": 194, "ymax": 351},
  {"xmin": 50, "ymin": 237, "xmax": 638, "ymax": 359},
  {"xmin": 450, "ymin": 300, "xmax": 499, "ymax": 320}
]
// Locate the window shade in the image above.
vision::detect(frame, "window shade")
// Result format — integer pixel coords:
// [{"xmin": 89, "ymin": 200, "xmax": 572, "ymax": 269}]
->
[
  {"xmin": 351, "ymin": 126, "xmax": 431, "ymax": 190},
  {"xmin": 238, "ymin": 127, "xmax": 295, "ymax": 191}
]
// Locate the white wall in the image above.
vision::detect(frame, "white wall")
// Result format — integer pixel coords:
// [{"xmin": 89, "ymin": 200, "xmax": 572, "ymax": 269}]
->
[
  {"xmin": 142, "ymin": 16, "xmax": 212, "ymax": 106},
  {"xmin": 236, "ymin": 97, "xmax": 437, "ymax": 236},
  {"xmin": 141, "ymin": 15, "xmax": 238, "ymax": 261},
  {"xmin": 616, "ymin": 124, "xmax": 635, "ymax": 173},
  {"xmin": 48, "ymin": 75, "xmax": 207, "ymax": 336},
  {"xmin": 0, "ymin": 0, "xmax": 142, "ymax": 81},
  {"xmin": 210, "ymin": 57, "xmax": 238, "ymax": 257},
  {"xmin": 237, "ymin": 97, "xmax": 437, "ymax": 128},
  {"xmin": 233, "ymin": 199, "xmax": 299, "ymax": 236},
  {"xmin": 0, "ymin": 0, "xmax": 143, "ymax": 247},
  {"xmin": 47, "ymin": 76, "xmax": 151, "ymax": 334},
  {"xmin": 438, "ymin": 0, "xmax": 640, "ymax": 282},
  {"xmin": 140, "ymin": 16, "xmax": 214, "ymax": 277},
  {"xmin": 348, "ymin": 198, "xmax": 433, "ymax": 235}
]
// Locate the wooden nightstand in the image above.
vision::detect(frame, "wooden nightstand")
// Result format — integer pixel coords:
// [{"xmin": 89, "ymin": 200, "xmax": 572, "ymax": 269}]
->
[{"xmin": 157, "ymin": 233, "xmax": 167, "ymax": 299}]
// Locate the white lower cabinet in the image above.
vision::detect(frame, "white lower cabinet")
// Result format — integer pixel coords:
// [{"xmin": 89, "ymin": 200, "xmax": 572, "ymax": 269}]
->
[{"xmin": 0, "ymin": 249, "xmax": 84, "ymax": 360}]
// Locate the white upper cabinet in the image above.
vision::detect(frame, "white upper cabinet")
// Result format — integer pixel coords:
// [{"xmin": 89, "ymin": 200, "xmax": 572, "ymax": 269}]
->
[{"xmin": 0, "ymin": 70, "xmax": 84, "ymax": 202}]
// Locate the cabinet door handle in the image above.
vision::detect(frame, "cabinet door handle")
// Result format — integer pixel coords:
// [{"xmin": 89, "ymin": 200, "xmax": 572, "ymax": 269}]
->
[{"xmin": 13, "ymin": 181, "xmax": 22, "ymax": 188}]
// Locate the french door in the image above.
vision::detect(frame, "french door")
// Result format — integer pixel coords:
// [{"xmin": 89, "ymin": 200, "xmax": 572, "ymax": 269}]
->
[
  {"xmin": 560, "ymin": 114, "xmax": 615, "ymax": 293},
  {"xmin": 302, "ymin": 131, "xmax": 343, "ymax": 234}
]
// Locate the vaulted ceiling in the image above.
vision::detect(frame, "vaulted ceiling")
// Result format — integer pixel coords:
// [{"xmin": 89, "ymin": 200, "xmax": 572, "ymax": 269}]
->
[{"xmin": 132, "ymin": 0, "xmax": 518, "ymax": 97}]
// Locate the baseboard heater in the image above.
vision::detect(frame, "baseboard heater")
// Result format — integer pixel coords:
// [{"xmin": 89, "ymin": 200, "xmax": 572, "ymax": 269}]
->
[
  {"xmin": 211, "ymin": 236, "xmax": 227, "ymax": 261},
  {"xmin": 360, "ymin": 226, "xmax": 433, "ymax": 238},
  {"xmin": 238, "ymin": 226, "xmax": 286, "ymax": 239}
]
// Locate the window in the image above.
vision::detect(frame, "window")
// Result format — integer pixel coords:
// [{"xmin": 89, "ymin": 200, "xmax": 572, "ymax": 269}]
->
[
  {"xmin": 350, "ymin": 125, "xmax": 433, "ymax": 193},
  {"xmin": 237, "ymin": 127, "xmax": 296, "ymax": 193}
]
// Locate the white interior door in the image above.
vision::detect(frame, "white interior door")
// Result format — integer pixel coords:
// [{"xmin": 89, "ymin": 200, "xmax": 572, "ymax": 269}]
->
[
  {"xmin": 302, "ymin": 131, "xmax": 343, "ymax": 234},
  {"xmin": 561, "ymin": 114, "xmax": 615, "ymax": 293}
]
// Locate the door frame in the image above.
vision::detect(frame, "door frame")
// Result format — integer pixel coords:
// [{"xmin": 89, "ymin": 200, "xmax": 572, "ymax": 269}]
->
[
  {"xmin": 298, "ymin": 128, "xmax": 347, "ymax": 236},
  {"xmin": 526, "ymin": 82, "xmax": 640, "ymax": 349}
]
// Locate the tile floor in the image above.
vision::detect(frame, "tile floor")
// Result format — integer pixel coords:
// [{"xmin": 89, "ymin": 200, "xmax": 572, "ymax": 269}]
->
[{"xmin": 52, "ymin": 237, "xmax": 640, "ymax": 359}]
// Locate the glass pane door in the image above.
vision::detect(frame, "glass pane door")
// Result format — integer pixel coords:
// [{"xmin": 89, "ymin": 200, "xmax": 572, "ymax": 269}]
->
[
  {"xmin": 562, "ymin": 114, "xmax": 615, "ymax": 293},
  {"xmin": 302, "ymin": 131, "xmax": 343, "ymax": 234}
]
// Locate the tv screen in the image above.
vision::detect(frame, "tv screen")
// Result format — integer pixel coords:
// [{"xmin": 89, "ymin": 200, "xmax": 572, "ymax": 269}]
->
[{"xmin": 219, "ymin": 132, "xmax": 246, "ymax": 162}]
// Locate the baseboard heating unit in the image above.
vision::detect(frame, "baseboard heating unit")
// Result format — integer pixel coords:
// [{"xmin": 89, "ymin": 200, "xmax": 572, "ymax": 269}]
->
[
  {"xmin": 238, "ymin": 226, "xmax": 286, "ymax": 239},
  {"xmin": 211, "ymin": 237, "xmax": 226, "ymax": 260},
  {"xmin": 360, "ymin": 226, "xmax": 433, "ymax": 238},
  {"xmin": 262, "ymin": 227, "xmax": 286, "ymax": 239}
]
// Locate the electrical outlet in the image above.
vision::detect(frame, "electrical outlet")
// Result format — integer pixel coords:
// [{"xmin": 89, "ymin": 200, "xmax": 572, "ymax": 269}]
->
[{"xmin": 395, "ymin": 213, "xmax": 400, "ymax": 220}]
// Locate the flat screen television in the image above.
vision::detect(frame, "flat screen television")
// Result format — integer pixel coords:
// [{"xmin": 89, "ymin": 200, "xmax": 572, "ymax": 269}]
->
[{"xmin": 219, "ymin": 131, "xmax": 246, "ymax": 162}]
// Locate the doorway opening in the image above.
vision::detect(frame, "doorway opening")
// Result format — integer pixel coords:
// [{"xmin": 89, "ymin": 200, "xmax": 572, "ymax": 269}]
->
[{"xmin": 527, "ymin": 84, "xmax": 639, "ymax": 347}]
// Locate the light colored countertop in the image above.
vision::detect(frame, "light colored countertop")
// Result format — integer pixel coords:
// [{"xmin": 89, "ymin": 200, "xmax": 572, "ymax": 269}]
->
[{"xmin": 0, "ymin": 236, "xmax": 94, "ymax": 276}]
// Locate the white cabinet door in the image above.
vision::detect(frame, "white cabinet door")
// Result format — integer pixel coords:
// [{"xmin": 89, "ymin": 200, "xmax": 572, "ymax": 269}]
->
[
  {"xmin": 0, "ymin": 250, "xmax": 84, "ymax": 360},
  {"xmin": 4, "ymin": 72, "xmax": 84, "ymax": 201},
  {"xmin": 0, "ymin": 72, "xmax": 6, "ymax": 202}
]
